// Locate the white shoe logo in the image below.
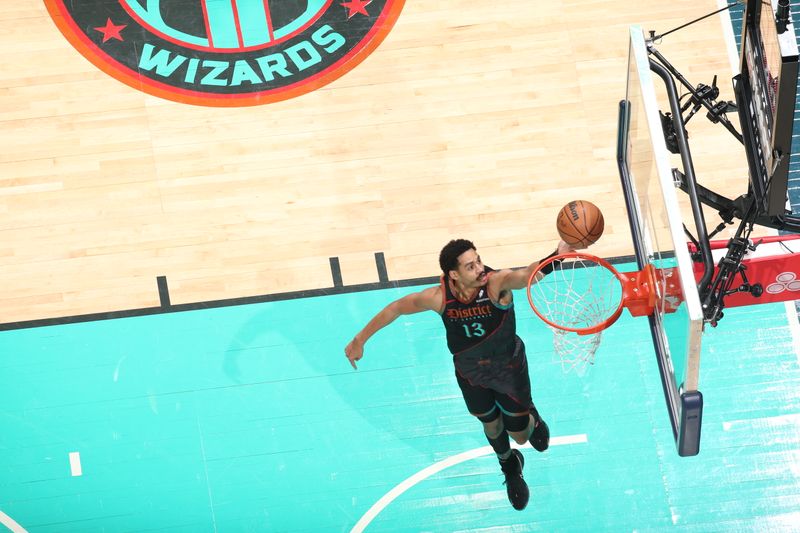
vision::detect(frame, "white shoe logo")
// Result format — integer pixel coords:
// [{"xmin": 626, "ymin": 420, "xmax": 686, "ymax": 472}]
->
[{"xmin": 766, "ymin": 272, "xmax": 800, "ymax": 294}]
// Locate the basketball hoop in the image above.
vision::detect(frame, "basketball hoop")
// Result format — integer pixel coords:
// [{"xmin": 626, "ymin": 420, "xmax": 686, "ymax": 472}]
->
[{"xmin": 526, "ymin": 252, "xmax": 675, "ymax": 373}]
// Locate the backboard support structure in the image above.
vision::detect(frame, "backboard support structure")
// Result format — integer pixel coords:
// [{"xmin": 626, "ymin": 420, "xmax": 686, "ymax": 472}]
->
[
  {"xmin": 617, "ymin": 27, "xmax": 705, "ymax": 457},
  {"xmin": 736, "ymin": 0, "xmax": 799, "ymax": 216}
]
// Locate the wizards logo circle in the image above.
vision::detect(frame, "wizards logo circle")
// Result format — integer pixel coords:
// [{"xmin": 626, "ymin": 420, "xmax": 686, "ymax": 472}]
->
[{"xmin": 44, "ymin": 0, "xmax": 405, "ymax": 106}]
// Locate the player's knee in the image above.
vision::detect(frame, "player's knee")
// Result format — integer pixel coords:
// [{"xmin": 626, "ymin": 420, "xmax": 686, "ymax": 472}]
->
[
  {"xmin": 474, "ymin": 406, "xmax": 500, "ymax": 423},
  {"xmin": 483, "ymin": 418, "xmax": 505, "ymax": 439},
  {"xmin": 474, "ymin": 407, "xmax": 503, "ymax": 438},
  {"xmin": 503, "ymin": 412, "xmax": 531, "ymax": 444},
  {"xmin": 508, "ymin": 431, "xmax": 529, "ymax": 445}
]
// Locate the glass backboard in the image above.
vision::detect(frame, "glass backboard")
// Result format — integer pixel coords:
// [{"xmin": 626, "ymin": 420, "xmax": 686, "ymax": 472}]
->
[{"xmin": 617, "ymin": 26, "xmax": 705, "ymax": 457}]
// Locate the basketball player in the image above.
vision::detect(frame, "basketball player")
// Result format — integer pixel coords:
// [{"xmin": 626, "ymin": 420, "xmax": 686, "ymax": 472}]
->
[{"xmin": 344, "ymin": 238, "xmax": 575, "ymax": 510}]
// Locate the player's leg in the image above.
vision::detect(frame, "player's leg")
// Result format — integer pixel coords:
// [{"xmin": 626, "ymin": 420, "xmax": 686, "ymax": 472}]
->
[
  {"xmin": 502, "ymin": 406, "xmax": 533, "ymax": 445},
  {"xmin": 528, "ymin": 406, "xmax": 550, "ymax": 452},
  {"xmin": 455, "ymin": 370, "xmax": 510, "ymax": 459},
  {"xmin": 500, "ymin": 403, "xmax": 549, "ymax": 452},
  {"xmin": 498, "ymin": 344, "xmax": 550, "ymax": 452},
  {"xmin": 455, "ymin": 371, "xmax": 529, "ymax": 510}
]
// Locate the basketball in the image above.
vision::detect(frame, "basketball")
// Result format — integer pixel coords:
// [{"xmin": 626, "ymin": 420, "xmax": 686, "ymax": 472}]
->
[{"xmin": 556, "ymin": 200, "xmax": 604, "ymax": 248}]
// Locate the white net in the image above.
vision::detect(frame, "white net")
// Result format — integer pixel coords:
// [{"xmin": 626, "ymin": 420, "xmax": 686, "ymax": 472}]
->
[
  {"xmin": 551, "ymin": 328, "xmax": 602, "ymax": 375},
  {"xmin": 528, "ymin": 255, "xmax": 624, "ymax": 374}
]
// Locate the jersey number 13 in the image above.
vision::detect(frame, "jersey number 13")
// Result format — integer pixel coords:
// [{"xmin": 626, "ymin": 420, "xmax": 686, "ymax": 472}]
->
[{"xmin": 462, "ymin": 322, "xmax": 485, "ymax": 338}]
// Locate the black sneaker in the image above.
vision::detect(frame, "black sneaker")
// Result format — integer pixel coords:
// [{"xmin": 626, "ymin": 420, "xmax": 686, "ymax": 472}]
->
[
  {"xmin": 500, "ymin": 449, "xmax": 529, "ymax": 510},
  {"xmin": 529, "ymin": 419, "xmax": 550, "ymax": 452}
]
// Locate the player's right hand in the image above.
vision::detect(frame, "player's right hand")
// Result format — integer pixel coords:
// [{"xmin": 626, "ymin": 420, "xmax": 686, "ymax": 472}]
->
[
  {"xmin": 345, "ymin": 337, "xmax": 364, "ymax": 370},
  {"xmin": 557, "ymin": 239, "xmax": 583, "ymax": 254}
]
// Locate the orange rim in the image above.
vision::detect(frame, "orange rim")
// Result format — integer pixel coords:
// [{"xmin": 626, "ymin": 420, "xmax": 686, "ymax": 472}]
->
[{"xmin": 526, "ymin": 252, "xmax": 627, "ymax": 335}]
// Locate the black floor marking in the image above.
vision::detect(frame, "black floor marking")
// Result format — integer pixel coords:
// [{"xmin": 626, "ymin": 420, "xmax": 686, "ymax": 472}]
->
[
  {"xmin": 330, "ymin": 256, "xmax": 343, "ymax": 288},
  {"xmin": 157, "ymin": 276, "xmax": 171, "ymax": 308},
  {"xmin": 0, "ymin": 255, "xmax": 638, "ymax": 331},
  {"xmin": 375, "ymin": 252, "xmax": 389, "ymax": 283}
]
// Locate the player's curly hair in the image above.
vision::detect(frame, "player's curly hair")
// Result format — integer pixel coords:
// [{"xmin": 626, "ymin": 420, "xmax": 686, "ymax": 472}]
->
[{"xmin": 439, "ymin": 239, "xmax": 476, "ymax": 274}]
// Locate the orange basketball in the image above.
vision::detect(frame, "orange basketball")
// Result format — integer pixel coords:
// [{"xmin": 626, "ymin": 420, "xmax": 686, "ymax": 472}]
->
[{"xmin": 556, "ymin": 200, "xmax": 604, "ymax": 248}]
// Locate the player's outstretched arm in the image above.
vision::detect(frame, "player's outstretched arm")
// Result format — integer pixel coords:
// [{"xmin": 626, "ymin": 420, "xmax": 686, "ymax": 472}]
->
[
  {"xmin": 493, "ymin": 240, "xmax": 576, "ymax": 292},
  {"xmin": 345, "ymin": 286, "xmax": 442, "ymax": 369}
]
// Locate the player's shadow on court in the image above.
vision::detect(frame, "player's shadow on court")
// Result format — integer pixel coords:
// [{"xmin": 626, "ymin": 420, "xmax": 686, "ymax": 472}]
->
[{"xmin": 220, "ymin": 298, "xmax": 475, "ymax": 456}]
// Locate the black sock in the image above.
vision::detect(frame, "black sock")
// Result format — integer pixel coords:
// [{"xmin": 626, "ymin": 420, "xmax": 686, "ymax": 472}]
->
[{"xmin": 487, "ymin": 429, "xmax": 511, "ymax": 460}]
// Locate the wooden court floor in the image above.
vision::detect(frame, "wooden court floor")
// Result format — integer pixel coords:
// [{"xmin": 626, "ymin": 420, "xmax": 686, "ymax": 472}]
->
[{"xmin": 0, "ymin": 0, "xmax": 767, "ymax": 325}]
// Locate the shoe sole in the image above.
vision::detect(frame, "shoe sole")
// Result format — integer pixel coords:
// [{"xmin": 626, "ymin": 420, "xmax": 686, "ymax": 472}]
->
[
  {"xmin": 504, "ymin": 450, "xmax": 529, "ymax": 510},
  {"xmin": 530, "ymin": 420, "xmax": 549, "ymax": 452}
]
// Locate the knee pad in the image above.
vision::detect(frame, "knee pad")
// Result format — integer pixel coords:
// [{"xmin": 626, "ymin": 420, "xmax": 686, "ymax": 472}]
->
[
  {"xmin": 503, "ymin": 412, "xmax": 530, "ymax": 432},
  {"xmin": 475, "ymin": 406, "xmax": 501, "ymax": 423}
]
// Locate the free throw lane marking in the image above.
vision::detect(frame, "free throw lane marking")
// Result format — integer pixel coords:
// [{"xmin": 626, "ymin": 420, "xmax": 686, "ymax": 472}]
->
[
  {"xmin": 69, "ymin": 452, "xmax": 82, "ymax": 477},
  {"xmin": 351, "ymin": 434, "xmax": 588, "ymax": 532}
]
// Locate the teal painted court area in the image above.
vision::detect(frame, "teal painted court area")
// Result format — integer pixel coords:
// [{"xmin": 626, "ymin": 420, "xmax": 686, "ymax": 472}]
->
[{"xmin": 2, "ymin": 263, "xmax": 800, "ymax": 532}]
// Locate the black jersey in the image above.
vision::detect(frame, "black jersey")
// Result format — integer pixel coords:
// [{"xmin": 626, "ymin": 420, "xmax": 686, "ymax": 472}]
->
[{"xmin": 440, "ymin": 268, "xmax": 531, "ymax": 401}]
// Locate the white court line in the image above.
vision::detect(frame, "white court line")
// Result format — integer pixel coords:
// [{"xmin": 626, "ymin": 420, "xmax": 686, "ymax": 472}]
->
[
  {"xmin": 0, "ymin": 511, "xmax": 28, "ymax": 533},
  {"xmin": 722, "ymin": 412, "xmax": 800, "ymax": 432},
  {"xmin": 0, "ymin": 453, "xmax": 84, "ymax": 532},
  {"xmin": 350, "ymin": 434, "xmax": 588, "ymax": 533},
  {"xmin": 69, "ymin": 452, "xmax": 82, "ymax": 477}
]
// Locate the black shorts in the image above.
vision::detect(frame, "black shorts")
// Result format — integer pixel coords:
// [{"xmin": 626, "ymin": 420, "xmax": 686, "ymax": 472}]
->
[{"xmin": 455, "ymin": 368, "xmax": 533, "ymax": 420}]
